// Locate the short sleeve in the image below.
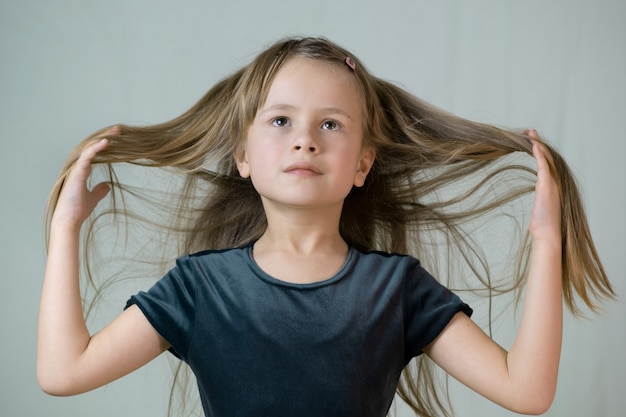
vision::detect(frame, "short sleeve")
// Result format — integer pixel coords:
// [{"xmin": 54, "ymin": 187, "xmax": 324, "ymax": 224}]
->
[
  {"xmin": 125, "ymin": 255, "xmax": 197, "ymax": 360},
  {"xmin": 403, "ymin": 261, "xmax": 472, "ymax": 359}
]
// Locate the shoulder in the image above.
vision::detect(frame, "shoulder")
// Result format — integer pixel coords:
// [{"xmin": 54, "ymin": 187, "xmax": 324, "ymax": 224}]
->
[
  {"xmin": 353, "ymin": 248, "xmax": 465, "ymax": 305},
  {"xmin": 351, "ymin": 247, "xmax": 423, "ymax": 274},
  {"xmin": 185, "ymin": 245, "xmax": 248, "ymax": 259},
  {"xmin": 178, "ymin": 245, "xmax": 249, "ymax": 268},
  {"xmin": 149, "ymin": 246, "xmax": 251, "ymax": 294},
  {"xmin": 346, "ymin": 247, "xmax": 434, "ymax": 294},
  {"xmin": 353, "ymin": 247, "xmax": 416, "ymax": 262}
]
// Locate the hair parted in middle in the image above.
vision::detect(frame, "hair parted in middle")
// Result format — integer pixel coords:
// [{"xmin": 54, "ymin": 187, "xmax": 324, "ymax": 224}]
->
[{"xmin": 46, "ymin": 36, "xmax": 613, "ymax": 417}]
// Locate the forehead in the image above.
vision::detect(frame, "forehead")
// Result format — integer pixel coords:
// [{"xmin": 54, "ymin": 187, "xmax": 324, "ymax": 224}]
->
[{"xmin": 261, "ymin": 57, "xmax": 362, "ymax": 116}]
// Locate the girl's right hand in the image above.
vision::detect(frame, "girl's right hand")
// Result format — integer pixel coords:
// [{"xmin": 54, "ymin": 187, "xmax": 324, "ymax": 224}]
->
[
  {"xmin": 39, "ymin": 125, "xmax": 170, "ymax": 396},
  {"xmin": 52, "ymin": 127, "xmax": 119, "ymax": 229}
]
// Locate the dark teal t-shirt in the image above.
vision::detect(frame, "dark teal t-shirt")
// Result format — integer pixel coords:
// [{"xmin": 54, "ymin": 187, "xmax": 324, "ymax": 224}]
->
[{"xmin": 126, "ymin": 244, "xmax": 472, "ymax": 416}]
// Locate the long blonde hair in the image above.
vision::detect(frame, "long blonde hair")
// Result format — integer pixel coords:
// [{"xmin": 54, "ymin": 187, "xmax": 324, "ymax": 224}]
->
[{"xmin": 46, "ymin": 37, "xmax": 614, "ymax": 417}]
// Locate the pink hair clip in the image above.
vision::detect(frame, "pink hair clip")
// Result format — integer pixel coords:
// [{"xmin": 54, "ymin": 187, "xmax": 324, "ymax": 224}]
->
[{"xmin": 345, "ymin": 56, "xmax": 356, "ymax": 71}]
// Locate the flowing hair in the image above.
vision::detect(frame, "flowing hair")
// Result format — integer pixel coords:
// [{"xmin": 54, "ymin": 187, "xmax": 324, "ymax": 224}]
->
[{"xmin": 45, "ymin": 37, "xmax": 614, "ymax": 417}]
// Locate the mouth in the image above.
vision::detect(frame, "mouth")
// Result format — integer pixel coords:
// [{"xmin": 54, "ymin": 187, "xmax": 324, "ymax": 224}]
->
[{"xmin": 284, "ymin": 161, "xmax": 323, "ymax": 176}]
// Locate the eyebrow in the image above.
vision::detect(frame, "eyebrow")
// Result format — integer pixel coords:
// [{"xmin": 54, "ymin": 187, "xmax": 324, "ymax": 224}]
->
[{"xmin": 258, "ymin": 103, "xmax": 354, "ymax": 121}]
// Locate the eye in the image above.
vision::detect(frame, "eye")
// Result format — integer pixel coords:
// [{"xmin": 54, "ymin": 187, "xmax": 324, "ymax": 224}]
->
[
  {"xmin": 321, "ymin": 120, "xmax": 340, "ymax": 131},
  {"xmin": 271, "ymin": 117, "xmax": 291, "ymax": 127}
]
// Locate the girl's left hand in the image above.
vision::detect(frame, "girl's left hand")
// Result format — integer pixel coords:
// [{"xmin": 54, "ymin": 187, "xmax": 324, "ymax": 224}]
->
[
  {"xmin": 528, "ymin": 130, "xmax": 561, "ymax": 244},
  {"xmin": 426, "ymin": 131, "xmax": 564, "ymax": 414}
]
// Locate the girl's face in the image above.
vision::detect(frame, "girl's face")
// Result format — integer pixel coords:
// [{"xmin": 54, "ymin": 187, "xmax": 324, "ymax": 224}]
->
[{"xmin": 236, "ymin": 57, "xmax": 375, "ymax": 212}]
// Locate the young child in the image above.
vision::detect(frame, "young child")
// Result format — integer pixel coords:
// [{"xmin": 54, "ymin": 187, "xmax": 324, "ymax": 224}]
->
[{"xmin": 37, "ymin": 37, "xmax": 613, "ymax": 417}]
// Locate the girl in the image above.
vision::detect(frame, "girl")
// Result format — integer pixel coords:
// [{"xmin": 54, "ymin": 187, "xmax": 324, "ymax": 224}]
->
[{"xmin": 37, "ymin": 37, "xmax": 614, "ymax": 417}]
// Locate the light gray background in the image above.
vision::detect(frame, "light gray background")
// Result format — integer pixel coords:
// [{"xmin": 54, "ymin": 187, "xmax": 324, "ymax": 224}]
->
[{"xmin": 1, "ymin": 1, "xmax": 624, "ymax": 416}]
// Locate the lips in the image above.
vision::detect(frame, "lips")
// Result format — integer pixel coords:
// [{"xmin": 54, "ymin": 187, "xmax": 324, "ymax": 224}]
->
[{"xmin": 284, "ymin": 161, "xmax": 323, "ymax": 175}]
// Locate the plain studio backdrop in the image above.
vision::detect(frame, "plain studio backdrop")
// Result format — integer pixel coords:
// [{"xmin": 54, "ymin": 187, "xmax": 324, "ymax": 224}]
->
[{"xmin": 1, "ymin": 1, "xmax": 624, "ymax": 416}]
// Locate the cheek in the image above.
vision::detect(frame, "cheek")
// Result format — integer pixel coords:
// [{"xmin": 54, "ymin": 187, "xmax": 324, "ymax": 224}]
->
[{"xmin": 246, "ymin": 147, "xmax": 278, "ymax": 180}]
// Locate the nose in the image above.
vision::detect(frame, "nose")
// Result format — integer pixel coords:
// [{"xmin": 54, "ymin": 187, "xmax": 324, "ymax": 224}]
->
[
  {"xmin": 294, "ymin": 143, "xmax": 317, "ymax": 152},
  {"xmin": 292, "ymin": 126, "xmax": 319, "ymax": 153}
]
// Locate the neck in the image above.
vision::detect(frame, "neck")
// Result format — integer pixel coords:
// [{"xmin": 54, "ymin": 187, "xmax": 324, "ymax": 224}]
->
[
  {"xmin": 252, "ymin": 223, "xmax": 349, "ymax": 284},
  {"xmin": 256, "ymin": 199, "xmax": 347, "ymax": 256},
  {"xmin": 252, "ymin": 200, "xmax": 350, "ymax": 283},
  {"xmin": 256, "ymin": 229, "xmax": 347, "ymax": 256}
]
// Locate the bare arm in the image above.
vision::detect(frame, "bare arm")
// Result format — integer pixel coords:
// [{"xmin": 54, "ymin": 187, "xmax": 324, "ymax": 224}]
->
[
  {"xmin": 425, "ymin": 133, "xmax": 562, "ymax": 415},
  {"xmin": 37, "ymin": 130, "xmax": 169, "ymax": 396}
]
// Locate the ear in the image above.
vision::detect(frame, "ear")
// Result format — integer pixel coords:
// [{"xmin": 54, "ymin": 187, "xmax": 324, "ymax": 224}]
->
[
  {"xmin": 234, "ymin": 144, "xmax": 250, "ymax": 178},
  {"xmin": 353, "ymin": 146, "xmax": 376, "ymax": 187}
]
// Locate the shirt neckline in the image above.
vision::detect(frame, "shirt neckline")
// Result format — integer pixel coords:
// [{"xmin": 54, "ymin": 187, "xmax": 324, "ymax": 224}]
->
[{"xmin": 243, "ymin": 242, "xmax": 356, "ymax": 289}]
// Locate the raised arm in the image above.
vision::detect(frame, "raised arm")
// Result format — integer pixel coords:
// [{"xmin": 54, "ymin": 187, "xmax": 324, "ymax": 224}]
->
[
  {"xmin": 37, "ymin": 129, "xmax": 169, "ymax": 396},
  {"xmin": 425, "ymin": 132, "xmax": 563, "ymax": 415}
]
